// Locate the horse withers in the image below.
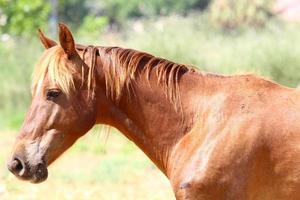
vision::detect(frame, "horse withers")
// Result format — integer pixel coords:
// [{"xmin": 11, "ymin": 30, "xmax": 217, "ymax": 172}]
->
[{"xmin": 7, "ymin": 24, "xmax": 300, "ymax": 199}]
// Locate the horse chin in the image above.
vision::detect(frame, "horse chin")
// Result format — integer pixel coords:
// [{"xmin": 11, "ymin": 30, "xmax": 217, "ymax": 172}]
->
[
  {"xmin": 30, "ymin": 175, "xmax": 48, "ymax": 184},
  {"xmin": 30, "ymin": 167, "xmax": 48, "ymax": 184},
  {"xmin": 28, "ymin": 163, "xmax": 48, "ymax": 184}
]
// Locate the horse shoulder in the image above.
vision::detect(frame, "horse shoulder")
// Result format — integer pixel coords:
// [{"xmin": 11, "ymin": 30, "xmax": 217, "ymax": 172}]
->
[{"xmin": 168, "ymin": 113, "xmax": 271, "ymax": 199}]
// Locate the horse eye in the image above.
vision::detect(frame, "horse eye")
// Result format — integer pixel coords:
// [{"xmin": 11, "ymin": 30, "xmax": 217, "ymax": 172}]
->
[{"xmin": 46, "ymin": 89, "xmax": 61, "ymax": 100}]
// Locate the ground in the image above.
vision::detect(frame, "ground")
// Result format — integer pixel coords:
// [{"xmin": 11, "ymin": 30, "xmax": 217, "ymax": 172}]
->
[{"xmin": 0, "ymin": 128, "xmax": 174, "ymax": 200}]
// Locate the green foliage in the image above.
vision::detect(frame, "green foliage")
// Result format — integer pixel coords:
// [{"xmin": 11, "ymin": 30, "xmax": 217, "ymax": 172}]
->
[
  {"xmin": 0, "ymin": 0, "xmax": 212, "ymax": 37},
  {"xmin": 140, "ymin": 0, "xmax": 210, "ymax": 16},
  {"xmin": 210, "ymin": 0, "xmax": 274, "ymax": 28},
  {"xmin": 77, "ymin": 15, "xmax": 108, "ymax": 39},
  {"xmin": 94, "ymin": 0, "xmax": 211, "ymax": 27},
  {"xmin": 100, "ymin": 0, "xmax": 142, "ymax": 27},
  {"xmin": 57, "ymin": 0, "xmax": 89, "ymax": 30},
  {"xmin": 0, "ymin": 0, "xmax": 49, "ymax": 36}
]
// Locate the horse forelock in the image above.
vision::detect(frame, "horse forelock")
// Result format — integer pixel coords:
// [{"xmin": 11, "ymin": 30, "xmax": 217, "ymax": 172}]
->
[{"xmin": 32, "ymin": 46, "xmax": 81, "ymax": 97}]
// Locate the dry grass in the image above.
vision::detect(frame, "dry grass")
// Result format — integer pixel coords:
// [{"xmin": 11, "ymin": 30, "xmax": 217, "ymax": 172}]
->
[{"xmin": 0, "ymin": 129, "xmax": 174, "ymax": 200}]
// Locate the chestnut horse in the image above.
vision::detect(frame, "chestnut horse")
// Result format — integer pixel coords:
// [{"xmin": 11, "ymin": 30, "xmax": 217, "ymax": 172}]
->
[{"xmin": 7, "ymin": 23, "xmax": 300, "ymax": 199}]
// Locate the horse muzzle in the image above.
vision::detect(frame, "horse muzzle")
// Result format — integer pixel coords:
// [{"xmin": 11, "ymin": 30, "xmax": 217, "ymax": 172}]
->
[{"xmin": 7, "ymin": 155, "xmax": 48, "ymax": 184}]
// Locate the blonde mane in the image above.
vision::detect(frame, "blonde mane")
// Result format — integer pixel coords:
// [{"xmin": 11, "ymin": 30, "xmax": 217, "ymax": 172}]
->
[
  {"xmin": 98, "ymin": 47, "xmax": 190, "ymax": 107},
  {"xmin": 32, "ymin": 45, "xmax": 191, "ymax": 107}
]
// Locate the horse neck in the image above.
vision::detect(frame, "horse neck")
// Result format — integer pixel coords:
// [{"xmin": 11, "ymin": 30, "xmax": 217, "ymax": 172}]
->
[{"xmin": 90, "ymin": 47, "xmax": 205, "ymax": 175}]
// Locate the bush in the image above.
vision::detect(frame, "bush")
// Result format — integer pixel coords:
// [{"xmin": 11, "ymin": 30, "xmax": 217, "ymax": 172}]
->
[
  {"xmin": 77, "ymin": 15, "xmax": 108, "ymax": 40},
  {"xmin": 209, "ymin": 0, "xmax": 274, "ymax": 28}
]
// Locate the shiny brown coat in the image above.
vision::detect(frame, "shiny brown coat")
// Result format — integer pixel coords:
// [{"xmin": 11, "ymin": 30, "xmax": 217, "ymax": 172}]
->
[{"xmin": 7, "ymin": 24, "xmax": 300, "ymax": 199}]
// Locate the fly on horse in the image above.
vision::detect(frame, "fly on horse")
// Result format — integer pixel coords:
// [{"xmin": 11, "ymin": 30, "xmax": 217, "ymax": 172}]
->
[{"xmin": 7, "ymin": 23, "xmax": 300, "ymax": 199}]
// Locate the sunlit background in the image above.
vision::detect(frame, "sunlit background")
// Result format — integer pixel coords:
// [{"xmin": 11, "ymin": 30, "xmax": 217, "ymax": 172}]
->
[{"xmin": 1, "ymin": 0, "xmax": 300, "ymax": 199}]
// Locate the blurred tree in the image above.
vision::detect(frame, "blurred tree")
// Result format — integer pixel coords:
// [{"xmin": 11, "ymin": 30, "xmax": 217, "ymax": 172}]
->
[
  {"xmin": 0, "ymin": 0, "xmax": 49, "ymax": 36},
  {"xmin": 99, "ymin": 0, "xmax": 142, "ymax": 29},
  {"xmin": 87, "ymin": 0, "xmax": 211, "ymax": 29},
  {"xmin": 49, "ymin": 0, "xmax": 58, "ymax": 36},
  {"xmin": 141, "ymin": 0, "xmax": 210, "ymax": 16},
  {"xmin": 57, "ymin": 0, "xmax": 89, "ymax": 30},
  {"xmin": 0, "ymin": 0, "xmax": 212, "ymax": 36},
  {"xmin": 77, "ymin": 15, "xmax": 108, "ymax": 39}
]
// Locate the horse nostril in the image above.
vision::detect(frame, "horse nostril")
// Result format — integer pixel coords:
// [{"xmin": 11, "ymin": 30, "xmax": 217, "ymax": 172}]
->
[
  {"xmin": 14, "ymin": 158, "xmax": 23, "ymax": 172},
  {"xmin": 8, "ymin": 157, "xmax": 25, "ymax": 176}
]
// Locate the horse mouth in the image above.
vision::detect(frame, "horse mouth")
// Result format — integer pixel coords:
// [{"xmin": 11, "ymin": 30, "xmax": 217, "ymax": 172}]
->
[
  {"xmin": 29, "ymin": 163, "xmax": 48, "ymax": 184},
  {"xmin": 17, "ymin": 164, "xmax": 48, "ymax": 184}
]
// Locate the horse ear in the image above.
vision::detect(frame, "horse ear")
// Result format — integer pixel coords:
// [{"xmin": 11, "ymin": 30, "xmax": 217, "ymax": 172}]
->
[
  {"xmin": 38, "ymin": 29, "xmax": 57, "ymax": 49},
  {"xmin": 58, "ymin": 23, "xmax": 77, "ymax": 58}
]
